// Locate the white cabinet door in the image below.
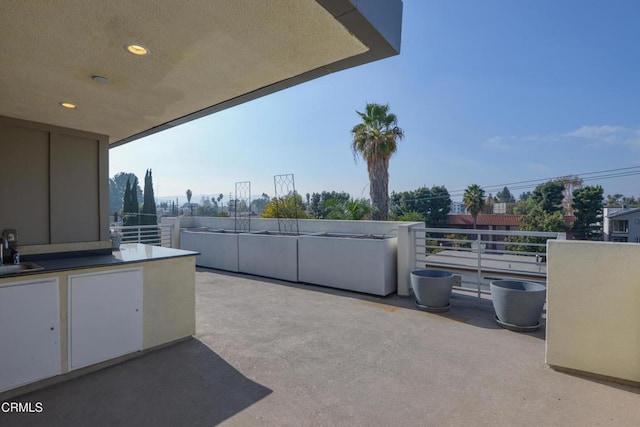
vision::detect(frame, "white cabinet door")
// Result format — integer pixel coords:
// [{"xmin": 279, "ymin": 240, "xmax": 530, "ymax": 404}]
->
[
  {"xmin": 0, "ymin": 278, "xmax": 60, "ymax": 392},
  {"xmin": 68, "ymin": 268, "xmax": 143, "ymax": 370}
]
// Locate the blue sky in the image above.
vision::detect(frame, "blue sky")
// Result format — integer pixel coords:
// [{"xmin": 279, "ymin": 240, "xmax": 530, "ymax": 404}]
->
[{"xmin": 110, "ymin": 0, "xmax": 640, "ymax": 204}]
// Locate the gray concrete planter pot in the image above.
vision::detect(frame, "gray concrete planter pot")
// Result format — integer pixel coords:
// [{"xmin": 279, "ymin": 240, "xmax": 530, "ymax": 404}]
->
[
  {"xmin": 490, "ymin": 280, "xmax": 546, "ymax": 332},
  {"xmin": 410, "ymin": 270, "xmax": 455, "ymax": 312}
]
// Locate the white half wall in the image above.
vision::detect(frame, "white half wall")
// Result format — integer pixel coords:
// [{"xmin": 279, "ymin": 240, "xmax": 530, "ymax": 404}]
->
[
  {"xmin": 298, "ymin": 235, "xmax": 396, "ymax": 296},
  {"xmin": 180, "ymin": 230, "xmax": 239, "ymax": 272},
  {"xmin": 546, "ymin": 240, "xmax": 640, "ymax": 384},
  {"xmin": 183, "ymin": 216, "xmax": 416, "ymax": 236},
  {"xmin": 238, "ymin": 233, "xmax": 298, "ymax": 282}
]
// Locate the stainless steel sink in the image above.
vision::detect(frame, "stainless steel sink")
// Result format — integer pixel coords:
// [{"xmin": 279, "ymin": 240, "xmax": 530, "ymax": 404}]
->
[{"xmin": 0, "ymin": 262, "xmax": 44, "ymax": 275}]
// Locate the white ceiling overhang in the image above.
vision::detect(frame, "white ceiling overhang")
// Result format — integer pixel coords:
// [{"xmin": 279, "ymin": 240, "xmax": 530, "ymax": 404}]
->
[{"xmin": 0, "ymin": 0, "xmax": 402, "ymax": 146}]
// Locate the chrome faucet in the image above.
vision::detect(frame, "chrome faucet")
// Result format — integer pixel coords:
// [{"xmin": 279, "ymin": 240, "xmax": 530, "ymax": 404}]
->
[{"xmin": 1, "ymin": 229, "xmax": 18, "ymax": 266}]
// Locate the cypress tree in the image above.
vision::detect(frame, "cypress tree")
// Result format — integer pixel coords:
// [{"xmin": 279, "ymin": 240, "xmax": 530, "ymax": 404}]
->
[
  {"xmin": 141, "ymin": 169, "xmax": 158, "ymax": 226},
  {"xmin": 123, "ymin": 179, "xmax": 132, "ymax": 227},
  {"xmin": 130, "ymin": 177, "xmax": 140, "ymax": 225}
]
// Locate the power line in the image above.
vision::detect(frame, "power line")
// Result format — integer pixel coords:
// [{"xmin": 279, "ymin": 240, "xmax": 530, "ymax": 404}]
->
[
  {"xmin": 452, "ymin": 165, "xmax": 640, "ymax": 195},
  {"xmin": 393, "ymin": 165, "xmax": 640, "ymax": 203}
]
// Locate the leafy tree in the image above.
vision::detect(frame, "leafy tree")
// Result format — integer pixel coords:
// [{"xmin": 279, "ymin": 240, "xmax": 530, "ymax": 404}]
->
[
  {"xmin": 351, "ymin": 103, "xmax": 404, "ymax": 220},
  {"xmin": 519, "ymin": 191, "xmax": 532, "ymax": 201},
  {"xmin": 558, "ymin": 175, "xmax": 583, "ymax": 215},
  {"xmin": 229, "ymin": 199, "xmax": 249, "ymax": 216},
  {"xmin": 428, "ymin": 185, "xmax": 451, "ymax": 227},
  {"xmin": 141, "ymin": 169, "xmax": 157, "ymax": 226},
  {"xmin": 122, "ymin": 177, "xmax": 140, "ymax": 230},
  {"xmin": 197, "ymin": 196, "xmax": 214, "ymax": 216},
  {"xmin": 139, "ymin": 170, "xmax": 159, "ymax": 243},
  {"xmin": 122, "ymin": 179, "xmax": 131, "ymax": 224},
  {"xmin": 496, "ymin": 186, "xmax": 516, "ymax": 204},
  {"xmin": 186, "ymin": 189, "xmax": 193, "ymax": 216},
  {"xmin": 390, "ymin": 187, "xmax": 429, "ymax": 220},
  {"xmin": 463, "ymin": 184, "xmax": 485, "ymax": 229},
  {"xmin": 572, "ymin": 185, "xmax": 604, "ymax": 240},
  {"xmin": 217, "ymin": 194, "xmax": 224, "ymax": 213},
  {"xmin": 209, "ymin": 197, "xmax": 219, "ymax": 214},
  {"xmin": 397, "ymin": 211, "xmax": 426, "ymax": 222},
  {"xmin": 532, "ymin": 181, "xmax": 565, "ymax": 214},
  {"xmin": 606, "ymin": 193, "xmax": 624, "ymax": 207},
  {"xmin": 390, "ymin": 186, "xmax": 450, "ymax": 226},
  {"xmin": 250, "ymin": 193, "xmax": 270, "ymax": 215},
  {"xmin": 261, "ymin": 194, "xmax": 310, "ymax": 219},
  {"xmin": 325, "ymin": 198, "xmax": 372, "ymax": 220},
  {"xmin": 309, "ymin": 193, "xmax": 321, "ymax": 218},
  {"xmin": 483, "ymin": 193, "xmax": 495, "ymax": 214},
  {"xmin": 520, "ymin": 207, "xmax": 566, "ymax": 232},
  {"xmin": 492, "ymin": 188, "xmax": 516, "ymax": 214},
  {"xmin": 109, "ymin": 172, "xmax": 142, "ymax": 215},
  {"xmin": 130, "ymin": 177, "xmax": 139, "ymax": 224},
  {"xmin": 506, "ymin": 207, "xmax": 566, "ymax": 253},
  {"xmin": 514, "ymin": 197, "xmax": 536, "ymax": 215},
  {"xmin": 308, "ymin": 191, "xmax": 351, "ymax": 218}
]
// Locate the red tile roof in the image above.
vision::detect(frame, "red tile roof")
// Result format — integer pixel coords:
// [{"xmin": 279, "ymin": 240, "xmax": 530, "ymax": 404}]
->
[
  {"xmin": 447, "ymin": 214, "xmax": 521, "ymax": 226},
  {"xmin": 447, "ymin": 214, "xmax": 576, "ymax": 227}
]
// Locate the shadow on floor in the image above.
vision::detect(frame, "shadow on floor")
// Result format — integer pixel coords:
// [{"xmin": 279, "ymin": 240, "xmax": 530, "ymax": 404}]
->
[
  {"xmin": 198, "ymin": 268, "xmax": 546, "ymax": 339},
  {"xmin": 2, "ymin": 338, "xmax": 272, "ymax": 427},
  {"xmin": 551, "ymin": 366, "xmax": 640, "ymax": 394}
]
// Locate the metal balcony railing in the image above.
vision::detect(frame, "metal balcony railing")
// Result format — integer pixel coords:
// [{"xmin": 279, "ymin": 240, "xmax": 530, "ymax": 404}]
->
[
  {"xmin": 409, "ymin": 226, "xmax": 566, "ymax": 301},
  {"xmin": 110, "ymin": 223, "xmax": 173, "ymax": 248}
]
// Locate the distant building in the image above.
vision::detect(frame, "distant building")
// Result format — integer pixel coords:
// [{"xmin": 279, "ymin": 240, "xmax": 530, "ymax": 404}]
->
[
  {"xmin": 493, "ymin": 202, "xmax": 507, "ymax": 214},
  {"xmin": 446, "ymin": 214, "xmax": 521, "ymax": 250},
  {"xmin": 603, "ymin": 207, "xmax": 640, "ymax": 242},
  {"xmin": 450, "ymin": 201, "xmax": 468, "ymax": 214},
  {"xmin": 447, "ymin": 214, "xmax": 520, "ymax": 231},
  {"xmin": 446, "ymin": 214, "xmax": 576, "ymax": 247}
]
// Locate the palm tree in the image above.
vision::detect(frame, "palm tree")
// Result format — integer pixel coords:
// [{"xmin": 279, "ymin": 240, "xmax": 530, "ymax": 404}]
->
[
  {"xmin": 463, "ymin": 184, "xmax": 485, "ymax": 229},
  {"xmin": 351, "ymin": 103, "xmax": 404, "ymax": 220},
  {"xmin": 325, "ymin": 198, "xmax": 372, "ymax": 220},
  {"xmin": 186, "ymin": 189, "xmax": 193, "ymax": 216}
]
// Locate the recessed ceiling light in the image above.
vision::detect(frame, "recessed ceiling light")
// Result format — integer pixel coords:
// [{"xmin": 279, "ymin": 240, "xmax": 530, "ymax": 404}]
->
[
  {"xmin": 60, "ymin": 102, "xmax": 77, "ymax": 109},
  {"xmin": 125, "ymin": 44, "xmax": 149, "ymax": 56},
  {"xmin": 92, "ymin": 75, "xmax": 110, "ymax": 84}
]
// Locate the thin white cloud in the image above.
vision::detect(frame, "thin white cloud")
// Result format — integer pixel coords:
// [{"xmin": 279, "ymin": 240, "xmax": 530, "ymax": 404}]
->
[
  {"xmin": 564, "ymin": 125, "xmax": 640, "ymax": 147},
  {"xmin": 484, "ymin": 125, "xmax": 640, "ymax": 149},
  {"xmin": 483, "ymin": 136, "xmax": 513, "ymax": 150}
]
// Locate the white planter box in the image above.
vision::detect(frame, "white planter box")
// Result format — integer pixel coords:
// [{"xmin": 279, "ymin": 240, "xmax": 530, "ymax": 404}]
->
[
  {"xmin": 238, "ymin": 232, "xmax": 298, "ymax": 282},
  {"xmin": 298, "ymin": 234, "xmax": 397, "ymax": 296},
  {"xmin": 180, "ymin": 230, "xmax": 239, "ymax": 272}
]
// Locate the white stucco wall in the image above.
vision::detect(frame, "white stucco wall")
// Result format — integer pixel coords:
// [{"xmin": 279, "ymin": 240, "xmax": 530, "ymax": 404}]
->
[
  {"xmin": 180, "ymin": 230, "xmax": 239, "ymax": 272},
  {"xmin": 298, "ymin": 235, "xmax": 397, "ymax": 296},
  {"xmin": 176, "ymin": 217, "xmax": 422, "ymax": 295},
  {"xmin": 237, "ymin": 233, "xmax": 298, "ymax": 282},
  {"xmin": 546, "ymin": 240, "xmax": 640, "ymax": 383}
]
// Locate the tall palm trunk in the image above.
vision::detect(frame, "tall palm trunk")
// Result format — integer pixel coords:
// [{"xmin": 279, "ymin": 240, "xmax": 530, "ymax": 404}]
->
[
  {"xmin": 350, "ymin": 103, "xmax": 403, "ymax": 221},
  {"xmin": 368, "ymin": 157, "xmax": 389, "ymax": 220}
]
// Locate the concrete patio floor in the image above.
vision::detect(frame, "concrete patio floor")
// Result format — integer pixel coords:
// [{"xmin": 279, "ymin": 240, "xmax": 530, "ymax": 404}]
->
[{"xmin": 3, "ymin": 269, "xmax": 639, "ymax": 426}]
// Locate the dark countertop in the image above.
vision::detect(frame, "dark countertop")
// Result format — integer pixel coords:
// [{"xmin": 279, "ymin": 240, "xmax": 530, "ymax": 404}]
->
[{"xmin": 0, "ymin": 244, "xmax": 198, "ymax": 280}]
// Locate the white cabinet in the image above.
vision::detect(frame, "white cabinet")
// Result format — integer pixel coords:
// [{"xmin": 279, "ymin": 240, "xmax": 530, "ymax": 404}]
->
[
  {"xmin": 68, "ymin": 268, "xmax": 143, "ymax": 370},
  {"xmin": 0, "ymin": 278, "xmax": 60, "ymax": 392}
]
